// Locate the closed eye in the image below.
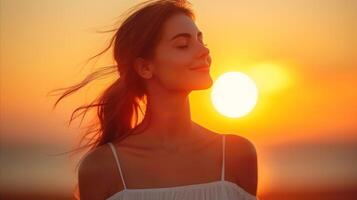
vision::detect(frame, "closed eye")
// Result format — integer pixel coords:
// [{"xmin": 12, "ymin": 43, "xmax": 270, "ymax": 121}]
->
[
  {"xmin": 172, "ymin": 30, "xmax": 205, "ymax": 49},
  {"xmin": 177, "ymin": 45, "xmax": 189, "ymax": 49}
]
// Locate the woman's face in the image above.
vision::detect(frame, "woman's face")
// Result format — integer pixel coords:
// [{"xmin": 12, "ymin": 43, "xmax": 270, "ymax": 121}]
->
[{"xmin": 148, "ymin": 13, "xmax": 212, "ymax": 92}]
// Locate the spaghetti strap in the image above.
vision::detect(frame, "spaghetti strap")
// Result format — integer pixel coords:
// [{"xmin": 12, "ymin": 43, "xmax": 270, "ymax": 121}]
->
[
  {"xmin": 221, "ymin": 134, "xmax": 225, "ymax": 181},
  {"xmin": 108, "ymin": 142, "xmax": 127, "ymax": 189}
]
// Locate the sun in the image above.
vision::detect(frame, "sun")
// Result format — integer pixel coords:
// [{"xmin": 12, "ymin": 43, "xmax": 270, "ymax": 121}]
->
[{"xmin": 211, "ymin": 72, "xmax": 258, "ymax": 118}]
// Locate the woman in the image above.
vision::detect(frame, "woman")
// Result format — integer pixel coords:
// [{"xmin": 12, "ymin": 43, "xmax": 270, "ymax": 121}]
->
[{"xmin": 51, "ymin": 0, "xmax": 259, "ymax": 199}]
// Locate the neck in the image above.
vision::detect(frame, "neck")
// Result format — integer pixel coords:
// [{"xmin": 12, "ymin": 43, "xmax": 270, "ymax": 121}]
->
[{"xmin": 134, "ymin": 90, "xmax": 198, "ymax": 152}]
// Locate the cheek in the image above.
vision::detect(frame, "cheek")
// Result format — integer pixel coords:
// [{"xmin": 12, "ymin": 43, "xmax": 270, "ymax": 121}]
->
[
  {"xmin": 157, "ymin": 48, "xmax": 193, "ymax": 75},
  {"xmin": 155, "ymin": 59, "xmax": 191, "ymax": 89},
  {"xmin": 166, "ymin": 49, "xmax": 193, "ymax": 68}
]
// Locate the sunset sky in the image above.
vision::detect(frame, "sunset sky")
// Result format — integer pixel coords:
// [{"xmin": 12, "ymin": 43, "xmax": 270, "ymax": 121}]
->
[{"xmin": 1, "ymin": 0, "xmax": 357, "ymax": 198}]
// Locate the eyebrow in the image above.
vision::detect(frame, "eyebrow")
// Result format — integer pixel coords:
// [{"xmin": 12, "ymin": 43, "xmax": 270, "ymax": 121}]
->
[{"xmin": 170, "ymin": 31, "xmax": 202, "ymax": 41}]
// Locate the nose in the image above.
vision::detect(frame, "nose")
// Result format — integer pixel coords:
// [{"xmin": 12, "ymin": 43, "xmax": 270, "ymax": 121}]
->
[
  {"xmin": 198, "ymin": 43, "xmax": 211, "ymax": 66},
  {"xmin": 201, "ymin": 43, "xmax": 210, "ymax": 55}
]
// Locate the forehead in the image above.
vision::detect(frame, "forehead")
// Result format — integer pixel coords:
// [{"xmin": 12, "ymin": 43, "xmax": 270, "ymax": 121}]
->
[{"xmin": 160, "ymin": 14, "xmax": 200, "ymax": 40}]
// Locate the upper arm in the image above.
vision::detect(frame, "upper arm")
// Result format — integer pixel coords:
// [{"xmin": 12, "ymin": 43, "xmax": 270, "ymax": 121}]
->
[
  {"xmin": 228, "ymin": 134, "xmax": 258, "ymax": 196},
  {"xmin": 78, "ymin": 147, "xmax": 111, "ymax": 200}
]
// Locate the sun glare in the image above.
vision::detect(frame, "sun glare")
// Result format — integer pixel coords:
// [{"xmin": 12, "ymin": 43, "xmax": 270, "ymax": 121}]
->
[
  {"xmin": 211, "ymin": 72, "xmax": 258, "ymax": 118},
  {"xmin": 249, "ymin": 63, "xmax": 292, "ymax": 94}
]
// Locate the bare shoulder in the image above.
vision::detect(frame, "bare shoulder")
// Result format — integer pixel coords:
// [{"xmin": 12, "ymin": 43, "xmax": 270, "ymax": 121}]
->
[
  {"xmin": 79, "ymin": 144, "xmax": 111, "ymax": 170},
  {"xmin": 225, "ymin": 134, "xmax": 258, "ymax": 197},
  {"xmin": 78, "ymin": 144, "xmax": 118, "ymax": 199},
  {"xmin": 225, "ymin": 134, "xmax": 257, "ymax": 157}
]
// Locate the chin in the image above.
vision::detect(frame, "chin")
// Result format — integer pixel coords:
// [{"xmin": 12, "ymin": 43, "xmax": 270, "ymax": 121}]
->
[{"xmin": 191, "ymin": 77, "xmax": 213, "ymax": 90}]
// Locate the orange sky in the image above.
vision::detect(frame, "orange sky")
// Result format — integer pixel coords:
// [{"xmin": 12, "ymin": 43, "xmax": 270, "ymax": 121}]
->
[
  {"xmin": 1, "ymin": 0, "xmax": 356, "ymax": 142},
  {"xmin": 1, "ymin": 0, "xmax": 357, "ymax": 195}
]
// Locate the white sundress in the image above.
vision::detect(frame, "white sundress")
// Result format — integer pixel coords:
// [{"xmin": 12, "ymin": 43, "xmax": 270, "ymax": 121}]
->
[{"xmin": 106, "ymin": 135, "xmax": 259, "ymax": 200}]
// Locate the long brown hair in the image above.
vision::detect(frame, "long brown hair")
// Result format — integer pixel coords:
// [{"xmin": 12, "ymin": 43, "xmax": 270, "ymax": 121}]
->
[{"xmin": 47, "ymin": 0, "xmax": 195, "ymax": 199}]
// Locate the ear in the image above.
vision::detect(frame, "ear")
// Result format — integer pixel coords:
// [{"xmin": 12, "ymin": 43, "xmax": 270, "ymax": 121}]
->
[{"xmin": 133, "ymin": 57, "xmax": 153, "ymax": 79}]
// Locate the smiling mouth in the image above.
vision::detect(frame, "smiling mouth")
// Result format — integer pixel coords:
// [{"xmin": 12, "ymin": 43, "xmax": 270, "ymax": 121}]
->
[{"xmin": 190, "ymin": 66, "xmax": 210, "ymax": 71}]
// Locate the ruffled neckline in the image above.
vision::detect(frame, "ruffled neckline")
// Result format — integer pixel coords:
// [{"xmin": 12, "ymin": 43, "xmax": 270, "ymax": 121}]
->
[{"xmin": 106, "ymin": 180, "xmax": 255, "ymax": 200}]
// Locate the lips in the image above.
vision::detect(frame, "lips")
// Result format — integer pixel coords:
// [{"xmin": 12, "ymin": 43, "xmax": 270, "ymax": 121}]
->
[{"xmin": 190, "ymin": 65, "xmax": 210, "ymax": 71}]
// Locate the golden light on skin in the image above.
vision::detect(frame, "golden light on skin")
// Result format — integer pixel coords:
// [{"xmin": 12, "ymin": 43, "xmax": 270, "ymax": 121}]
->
[
  {"xmin": 248, "ymin": 63, "xmax": 293, "ymax": 94},
  {"xmin": 211, "ymin": 72, "xmax": 259, "ymax": 118}
]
